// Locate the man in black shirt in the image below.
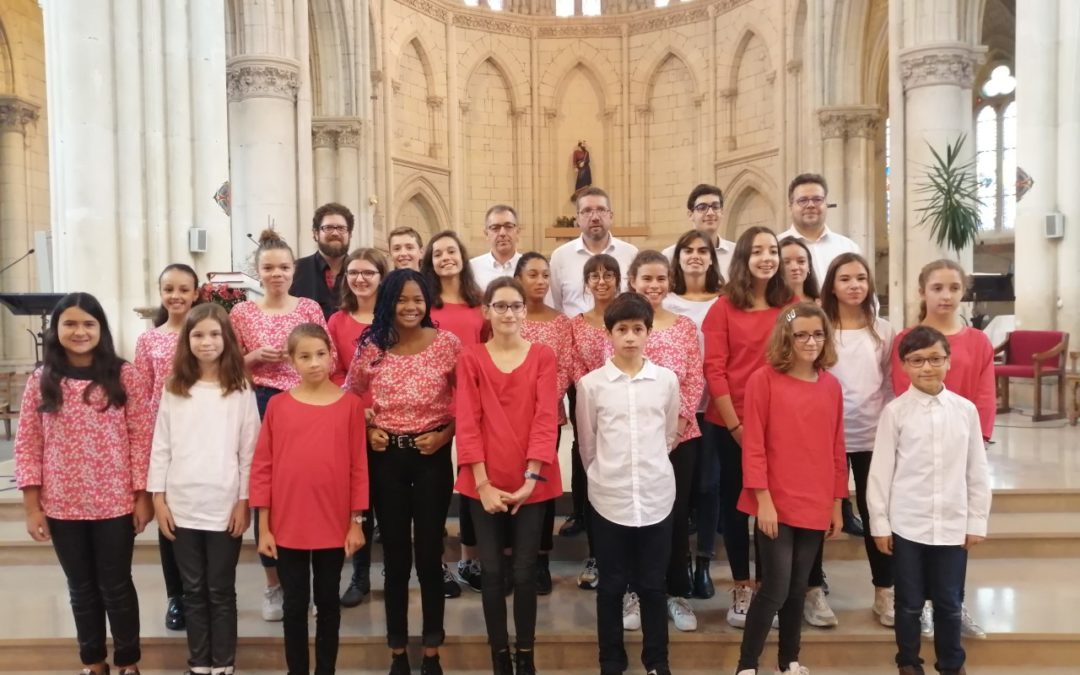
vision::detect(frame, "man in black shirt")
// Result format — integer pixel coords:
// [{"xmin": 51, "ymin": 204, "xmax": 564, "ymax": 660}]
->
[{"xmin": 290, "ymin": 202, "xmax": 354, "ymax": 319}]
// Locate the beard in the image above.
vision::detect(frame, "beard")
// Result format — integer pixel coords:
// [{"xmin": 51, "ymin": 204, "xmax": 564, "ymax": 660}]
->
[{"xmin": 317, "ymin": 239, "xmax": 349, "ymax": 258}]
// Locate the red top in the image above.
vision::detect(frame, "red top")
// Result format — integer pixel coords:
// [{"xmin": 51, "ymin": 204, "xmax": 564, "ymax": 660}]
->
[
  {"xmin": 454, "ymin": 343, "xmax": 562, "ymax": 502},
  {"xmin": 14, "ymin": 364, "xmax": 154, "ymax": 520},
  {"xmin": 431, "ymin": 302, "xmax": 486, "ymax": 345},
  {"xmin": 231, "ymin": 298, "xmax": 333, "ymax": 391},
  {"xmin": 570, "ymin": 314, "xmax": 609, "ymax": 382},
  {"xmin": 702, "ymin": 297, "xmax": 786, "ymax": 426},
  {"xmin": 646, "ymin": 316, "xmax": 704, "ymax": 443},
  {"xmin": 133, "ymin": 327, "xmax": 179, "ymax": 414},
  {"xmin": 737, "ymin": 366, "xmax": 849, "ymax": 531},
  {"xmin": 346, "ymin": 329, "xmax": 462, "ymax": 434},
  {"xmin": 248, "ymin": 391, "xmax": 369, "ymax": 549},
  {"xmin": 520, "ymin": 315, "xmax": 573, "ymax": 424},
  {"xmin": 889, "ymin": 326, "xmax": 996, "ymax": 440},
  {"xmin": 326, "ymin": 311, "xmax": 368, "ymax": 393}
]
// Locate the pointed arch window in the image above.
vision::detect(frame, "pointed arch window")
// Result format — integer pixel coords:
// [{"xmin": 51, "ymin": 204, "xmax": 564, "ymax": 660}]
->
[{"xmin": 974, "ymin": 64, "xmax": 1016, "ymax": 232}]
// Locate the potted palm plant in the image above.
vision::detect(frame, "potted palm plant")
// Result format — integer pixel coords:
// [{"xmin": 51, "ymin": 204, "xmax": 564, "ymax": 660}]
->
[{"xmin": 914, "ymin": 134, "xmax": 984, "ymax": 255}]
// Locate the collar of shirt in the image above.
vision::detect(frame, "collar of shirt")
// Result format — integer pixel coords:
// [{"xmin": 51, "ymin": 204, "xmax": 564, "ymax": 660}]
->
[
  {"xmin": 782, "ymin": 224, "xmax": 834, "ymax": 244},
  {"xmin": 601, "ymin": 358, "xmax": 659, "ymax": 383},
  {"xmin": 480, "ymin": 251, "xmax": 520, "ymax": 271},
  {"xmin": 573, "ymin": 234, "xmax": 615, "ymax": 255},
  {"xmin": 906, "ymin": 382, "xmax": 947, "ymax": 407}
]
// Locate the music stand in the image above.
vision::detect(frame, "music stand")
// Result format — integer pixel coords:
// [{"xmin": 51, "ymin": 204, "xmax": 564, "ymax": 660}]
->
[{"xmin": 0, "ymin": 293, "xmax": 66, "ymax": 365}]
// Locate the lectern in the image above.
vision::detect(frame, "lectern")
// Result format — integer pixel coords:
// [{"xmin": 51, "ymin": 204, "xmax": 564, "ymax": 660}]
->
[{"xmin": 0, "ymin": 293, "xmax": 67, "ymax": 365}]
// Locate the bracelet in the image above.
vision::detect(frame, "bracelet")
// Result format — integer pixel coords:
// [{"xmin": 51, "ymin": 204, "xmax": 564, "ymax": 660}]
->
[
  {"xmin": 476, "ymin": 479, "xmax": 492, "ymax": 491},
  {"xmin": 729, "ymin": 423, "xmax": 742, "ymax": 433},
  {"xmin": 523, "ymin": 470, "xmax": 547, "ymax": 482}
]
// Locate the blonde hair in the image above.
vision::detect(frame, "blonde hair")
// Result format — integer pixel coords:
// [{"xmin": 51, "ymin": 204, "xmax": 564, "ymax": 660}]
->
[
  {"xmin": 917, "ymin": 259, "xmax": 967, "ymax": 321},
  {"xmin": 765, "ymin": 301, "xmax": 837, "ymax": 372}
]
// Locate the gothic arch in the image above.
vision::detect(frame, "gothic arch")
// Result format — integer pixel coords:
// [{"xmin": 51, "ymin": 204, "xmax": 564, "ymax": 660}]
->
[
  {"xmin": 393, "ymin": 35, "xmax": 438, "ymax": 99},
  {"xmin": 459, "ymin": 37, "xmax": 529, "ymax": 111},
  {"xmin": 551, "ymin": 61, "xmax": 609, "ymax": 114},
  {"xmin": 0, "ymin": 18, "xmax": 14, "ymax": 93},
  {"xmin": 224, "ymin": 0, "xmax": 243, "ymax": 57},
  {"xmin": 724, "ymin": 167, "xmax": 780, "ymax": 235},
  {"xmin": 727, "ymin": 26, "xmax": 774, "ymax": 93},
  {"xmin": 632, "ymin": 44, "xmax": 703, "ymax": 107},
  {"xmin": 309, "ymin": 0, "xmax": 354, "ymax": 116},
  {"xmin": 539, "ymin": 41, "xmax": 619, "ymax": 109},
  {"xmin": 393, "ymin": 175, "xmax": 450, "ymax": 235}
]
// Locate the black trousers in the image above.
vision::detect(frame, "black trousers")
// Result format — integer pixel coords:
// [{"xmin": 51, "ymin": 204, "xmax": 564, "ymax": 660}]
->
[
  {"xmin": 666, "ymin": 437, "xmax": 698, "ymax": 597},
  {"xmin": 470, "ymin": 499, "xmax": 545, "ymax": 651},
  {"xmin": 371, "ymin": 442, "xmax": 454, "ymax": 648},
  {"xmin": 538, "ymin": 427, "xmax": 562, "ymax": 553},
  {"xmin": 172, "ymin": 527, "xmax": 242, "ymax": 671},
  {"xmin": 277, "ymin": 545, "xmax": 346, "ymax": 675},
  {"xmin": 715, "ymin": 423, "xmax": 752, "ymax": 581},
  {"xmin": 567, "ymin": 386, "xmax": 595, "ymax": 556},
  {"xmin": 738, "ymin": 523, "xmax": 822, "ymax": 672},
  {"xmin": 592, "ymin": 507, "xmax": 672, "ymax": 673},
  {"xmin": 49, "ymin": 514, "xmax": 141, "ymax": 667},
  {"xmin": 158, "ymin": 530, "xmax": 184, "ymax": 598}
]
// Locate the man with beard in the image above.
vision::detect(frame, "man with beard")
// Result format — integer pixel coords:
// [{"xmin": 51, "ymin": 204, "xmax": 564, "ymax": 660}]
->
[
  {"xmin": 777, "ymin": 173, "xmax": 859, "ymax": 282},
  {"xmin": 662, "ymin": 184, "xmax": 736, "ymax": 280},
  {"xmin": 469, "ymin": 204, "xmax": 523, "ymax": 291},
  {"xmin": 290, "ymin": 202, "xmax": 354, "ymax": 319}
]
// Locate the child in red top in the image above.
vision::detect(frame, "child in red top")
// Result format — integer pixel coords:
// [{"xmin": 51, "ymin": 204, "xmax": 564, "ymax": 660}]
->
[
  {"xmin": 133, "ymin": 262, "xmax": 200, "ymax": 631},
  {"xmin": 251, "ymin": 323, "xmax": 368, "ymax": 675},
  {"xmin": 701, "ymin": 226, "xmax": 795, "ymax": 628},
  {"xmin": 455, "ymin": 277, "xmax": 560, "ymax": 674},
  {"xmin": 736, "ymin": 302, "xmax": 847, "ymax": 675},
  {"xmin": 15, "ymin": 293, "xmax": 154, "ymax": 675}
]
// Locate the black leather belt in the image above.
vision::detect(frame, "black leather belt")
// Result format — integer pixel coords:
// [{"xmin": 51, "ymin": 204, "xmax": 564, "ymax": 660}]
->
[{"xmin": 385, "ymin": 424, "xmax": 448, "ymax": 450}]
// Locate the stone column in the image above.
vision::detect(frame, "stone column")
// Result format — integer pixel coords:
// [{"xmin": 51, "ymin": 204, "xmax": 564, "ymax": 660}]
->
[
  {"xmin": 336, "ymin": 122, "xmax": 363, "ymax": 240},
  {"xmin": 312, "ymin": 123, "xmax": 338, "ymax": 207},
  {"xmin": 1055, "ymin": 1, "xmax": 1080, "ymax": 341},
  {"xmin": 0, "ymin": 97, "xmax": 39, "ymax": 362},
  {"xmin": 844, "ymin": 110, "xmax": 882, "ymax": 258},
  {"xmin": 818, "ymin": 108, "xmax": 849, "ymax": 234}
]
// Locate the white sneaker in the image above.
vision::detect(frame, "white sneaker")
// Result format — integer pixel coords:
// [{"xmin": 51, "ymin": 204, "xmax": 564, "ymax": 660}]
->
[
  {"xmin": 960, "ymin": 603, "xmax": 986, "ymax": 639},
  {"xmin": 736, "ymin": 671, "xmax": 756, "ymax": 675},
  {"xmin": 578, "ymin": 557, "xmax": 599, "ymax": 590},
  {"xmin": 803, "ymin": 587, "xmax": 838, "ymax": 627},
  {"xmin": 873, "ymin": 587, "xmax": 895, "ymax": 627},
  {"xmin": 920, "ymin": 601, "xmax": 934, "ymax": 636},
  {"xmin": 667, "ymin": 596, "xmax": 698, "ymax": 632},
  {"xmin": 310, "ymin": 600, "xmax": 317, "ymax": 617},
  {"xmin": 727, "ymin": 585, "xmax": 753, "ymax": 628},
  {"xmin": 261, "ymin": 585, "xmax": 284, "ymax": 622},
  {"xmin": 777, "ymin": 662, "xmax": 810, "ymax": 675},
  {"xmin": 622, "ymin": 591, "xmax": 641, "ymax": 631}
]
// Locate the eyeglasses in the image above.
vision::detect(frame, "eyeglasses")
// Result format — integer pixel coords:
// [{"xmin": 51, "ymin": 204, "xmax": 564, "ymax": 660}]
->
[
  {"xmin": 587, "ymin": 272, "xmax": 617, "ymax": 283},
  {"xmin": 904, "ymin": 355, "xmax": 949, "ymax": 368},
  {"xmin": 692, "ymin": 202, "xmax": 723, "ymax": 214},
  {"xmin": 793, "ymin": 331, "xmax": 827, "ymax": 344},
  {"xmin": 578, "ymin": 208, "xmax": 611, "ymax": 217},
  {"xmin": 793, "ymin": 196, "xmax": 826, "ymax": 208},
  {"xmin": 488, "ymin": 301, "xmax": 526, "ymax": 315},
  {"xmin": 346, "ymin": 269, "xmax": 379, "ymax": 280},
  {"xmin": 319, "ymin": 224, "xmax": 350, "ymax": 233},
  {"xmin": 486, "ymin": 223, "xmax": 518, "ymax": 233}
]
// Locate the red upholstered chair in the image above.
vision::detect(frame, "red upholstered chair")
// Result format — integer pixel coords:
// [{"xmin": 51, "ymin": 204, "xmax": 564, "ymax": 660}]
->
[{"xmin": 995, "ymin": 330, "xmax": 1069, "ymax": 422}]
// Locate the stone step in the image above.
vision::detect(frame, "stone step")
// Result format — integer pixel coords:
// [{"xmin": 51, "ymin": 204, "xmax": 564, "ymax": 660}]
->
[{"xmin": 27, "ymin": 670, "xmax": 1080, "ymax": 675}]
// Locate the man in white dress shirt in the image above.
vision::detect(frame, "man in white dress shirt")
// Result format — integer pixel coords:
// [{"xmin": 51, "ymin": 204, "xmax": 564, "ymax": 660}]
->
[
  {"xmin": 661, "ymin": 184, "xmax": 736, "ymax": 280},
  {"xmin": 469, "ymin": 204, "xmax": 523, "ymax": 292},
  {"xmin": 777, "ymin": 173, "xmax": 860, "ymax": 282},
  {"xmin": 549, "ymin": 187, "xmax": 639, "ymax": 318}
]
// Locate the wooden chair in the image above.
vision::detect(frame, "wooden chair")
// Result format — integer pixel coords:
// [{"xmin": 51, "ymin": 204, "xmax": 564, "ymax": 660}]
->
[
  {"xmin": 995, "ymin": 330, "xmax": 1070, "ymax": 422},
  {"xmin": 0, "ymin": 370, "xmax": 31, "ymax": 440}
]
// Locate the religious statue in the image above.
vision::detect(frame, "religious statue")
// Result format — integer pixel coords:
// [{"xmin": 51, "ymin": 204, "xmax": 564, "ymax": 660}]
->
[{"xmin": 572, "ymin": 140, "xmax": 592, "ymax": 196}]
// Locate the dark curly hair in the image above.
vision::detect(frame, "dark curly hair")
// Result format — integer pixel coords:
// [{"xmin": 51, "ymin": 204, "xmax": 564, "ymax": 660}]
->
[{"xmin": 358, "ymin": 268, "xmax": 436, "ymax": 353}]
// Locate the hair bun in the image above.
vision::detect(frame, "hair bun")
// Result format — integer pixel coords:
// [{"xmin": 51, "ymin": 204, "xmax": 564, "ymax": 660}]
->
[{"xmin": 258, "ymin": 229, "xmax": 283, "ymax": 246}]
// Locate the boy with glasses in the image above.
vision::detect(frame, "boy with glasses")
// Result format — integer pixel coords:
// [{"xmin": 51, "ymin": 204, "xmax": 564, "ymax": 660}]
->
[{"xmin": 661, "ymin": 184, "xmax": 736, "ymax": 279}]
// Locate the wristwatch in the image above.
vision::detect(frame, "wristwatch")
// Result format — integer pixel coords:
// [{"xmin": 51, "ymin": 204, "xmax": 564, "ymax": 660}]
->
[
  {"xmin": 523, "ymin": 470, "xmax": 547, "ymax": 482},
  {"xmin": 352, "ymin": 514, "xmax": 366, "ymax": 524}
]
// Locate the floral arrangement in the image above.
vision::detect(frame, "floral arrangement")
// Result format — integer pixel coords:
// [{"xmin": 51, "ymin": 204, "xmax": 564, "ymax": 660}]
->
[
  {"xmin": 198, "ymin": 282, "xmax": 247, "ymax": 313},
  {"xmin": 555, "ymin": 215, "xmax": 576, "ymax": 228}
]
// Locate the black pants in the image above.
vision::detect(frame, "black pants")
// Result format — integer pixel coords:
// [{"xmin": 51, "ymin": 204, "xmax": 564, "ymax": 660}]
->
[
  {"xmin": 158, "ymin": 531, "xmax": 184, "ymax": 598},
  {"xmin": 277, "ymin": 545, "xmax": 346, "ymax": 675},
  {"xmin": 470, "ymin": 499, "xmax": 545, "ymax": 651},
  {"xmin": 738, "ymin": 523, "xmax": 822, "ymax": 672},
  {"xmin": 695, "ymin": 415, "xmax": 722, "ymax": 557},
  {"xmin": 893, "ymin": 534, "xmax": 968, "ymax": 673},
  {"xmin": 254, "ymin": 385, "xmax": 283, "ymax": 569},
  {"xmin": 172, "ymin": 527, "xmax": 242, "ymax": 671},
  {"xmin": 715, "ymin": 423, "xmax": 752, "ymax": 581},
  {"xmin": 49, "ymin": 515, "xmax": 140, "ymax": 667},
  {"xmin": 567, "ymin": 386, "xmax": 595, "ymax": 556},
  {"xmin": 538, "ymin": 426, "xmax": 562, "ymax": 553},
  {"xmin": 666, "ymin": 437, "xmax": 698, "ymax": 597},
  {"xmin": 592, "ymin": 507, "xmax": 672, "ymax": 673},
  {"xmin": 459, "ymin": 474, "xmax": 477, "ymax": 548},
  {"xmin": 371, "ymin": 441, "xmax": 454, "ymax": 648}
]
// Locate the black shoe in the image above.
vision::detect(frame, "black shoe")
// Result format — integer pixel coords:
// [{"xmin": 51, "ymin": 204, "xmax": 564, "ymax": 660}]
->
[
  {"xmin": 692, "ymin": 555, "xmax": 715, "ymax": 599},
  {"xmin": 442, "ymin": 563, "xmax": 462, "ymax": 599},
  {"xmin": 457, "ymin": 559, "xmax": 483, "ymax": 593},
  {"xmin": 389, "ymin": 651, "xmax": 411, "ymax": 675},
  {"xmin": 374, "ymin": 524, "xmax": 382, "ymax": 543},
  {"xmin": 79, "ymin": 666, "xmax": 110, "ymax": 675},
  {"xmin": 558, "ymin": 514, "xmax": 585, "ymax": 537},
  {"xmin": 421, "ymin": 654, "xmax": 443, "ymax": 675},
  {"xmin": 645, "ymin": 668, "xmax": 671, "ymax": 675},
  {"xmin": 165, "ymin": 596, "xmax": 185, "ymax": 631},
  {"xmin": 492, "ymin": 648, "xmax": 514, "ymax": 675},
  {"xmin": 515, "ymin": 649, "xmax": 536, "ymax": 675},
  {"xmin": 684, "ymin": 557, "xmax": 694, "ymax": 599},
  {"xmin": 841, "ymin": 498, "xmax": 864, "ymax": 536},
  {"xmin": 536, "ymin": 554, "xmax": 552, "ymax": 596},
  {"xmin": 340, "ymin": 577, "xmax": 370, "ymax": 607}
]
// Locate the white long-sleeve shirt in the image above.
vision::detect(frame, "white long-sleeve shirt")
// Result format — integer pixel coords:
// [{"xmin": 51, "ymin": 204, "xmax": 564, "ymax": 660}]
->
[
  {"xmin": 867, "ymin": 384, "xmax": 991, "ymax": 545},
  {"xmin": 549, "ymin": 234, "xmax": 638, "ymax": 317},
  {"xmin": 828, "ymin": 319, "xmax": 895, "ymax": 453},
  {"xmin": 148, "ymin": 382, "xmax": 260, "ymax": 531},
  {"xmin": 575, "ymin": 359, "xmax": 679, "ymax": 527}
]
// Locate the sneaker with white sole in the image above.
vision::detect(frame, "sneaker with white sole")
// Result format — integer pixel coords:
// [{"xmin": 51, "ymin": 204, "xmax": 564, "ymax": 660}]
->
[
  {"xmin": 457, "ymin": 559, "xmax": 482, "ymax": 593},
  {"xmin": 578, "ymin": 557, "xmax": 599, "ymax": 590},
  {"xmin": 872, "ymin": 586, "xmax": 895, "ymax": 627},
  {"xmin": 777, "ymin": 661, "xmax": 810, "ymax": 674},
  {"xmin": 667, "ymin": 596, "xmax": 697, "ymax": 632},
  {"xmin": 622, "ymin": 591, "xmax": 641, "ymax": 630},
  {"xmin": 803, "ymin": 587, "xmax": 838, "ymax": 627},
  {"xmin": 736, "ymin": 671, "xmax": 755, "ymax": 675},
  {"xmin": 960, "ymin": 603, "xmax": 986, "ymax": 639},
  {"xmin": 727, "ymin": 585, "xmax": 753, "ymax": 628},
  {"xmin": 920, "ymin": 601, "xmax": 934, "ymax": 636},
  {"xmin": 262, "ymin": 585, "xmax": 284, "ymax": 622}
]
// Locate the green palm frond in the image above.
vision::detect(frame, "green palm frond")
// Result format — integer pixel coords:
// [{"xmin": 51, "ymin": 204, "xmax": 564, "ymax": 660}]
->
[{"xmin": 914, "ymin": 134, "xmax": 984, "ymax": 255}]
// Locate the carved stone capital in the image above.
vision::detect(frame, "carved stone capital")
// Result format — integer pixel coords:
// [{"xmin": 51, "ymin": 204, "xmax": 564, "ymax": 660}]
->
[
  {"xmin": 817, "ymin": 105, "xmax": 882, "ymax": 141},
  {"xmin": 543, "ymin": 107, "xmax": 558, "ymax": 121},
  {"xmin": 636, "ymin": 104, "xmax": 652, "ymax": 120},
  {"xmin": 371, "ymin": 70, "xmax": 384, "ymax": 85},
  {"xmin": 0, "ymin": 96, "xmax": 40, "ymax": 133},
  {"xmin": 459, "ymin": 99, "xmax": 472, "ymax": 115},
  {"xmin": 511, "ymin": 106, "xmax": 529, "ymax": 120},
  {"xmin": 817, "ymin": 109, "xmax": 849, "ymax": 140},
  {"xmin": 427, "ymin": 95, "xmax": 444, "ymax": 110},
  {"xmin": 226, "ymin": 56, "xmax": 300, "ymax": 103},
  {"xmin": 337, "ymin": 124, "xmax": 362, "ymax": 147},
  {"xmin": 765, "ymin": 70, "xmax": 776, "ymax": 85},
  {"xmin": 786, "ymin": 59, "xmax": 803, "ymax": 75},
  {"xmin": 898, "ymin": 43, "xmax": 984, "ymax": 92},
  {"xmin": 391, "ymin": 80, "xmax": 402, "ymax": 94},
  {"xmin": 312, "ymin": 125, "xmax": 338, "ymax": 149},
  {"xmin": 718, "ymin": 87, "xmax": 737, "ymax": 100}
]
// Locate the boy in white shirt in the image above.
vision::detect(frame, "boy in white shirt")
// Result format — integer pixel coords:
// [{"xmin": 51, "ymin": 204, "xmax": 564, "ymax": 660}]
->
[
  {"xmin": 867, "ymin": 326, "xmax": 991, "ymax": 675},
  {"xmin": 576, "ymin": 292, "xmax": 680, "ymax": 675}
]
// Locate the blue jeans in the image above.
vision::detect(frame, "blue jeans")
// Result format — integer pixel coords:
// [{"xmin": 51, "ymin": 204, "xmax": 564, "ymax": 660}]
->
[{"xmin": 892, "ymin": 533, "xmax": 968, "ymax": 673}]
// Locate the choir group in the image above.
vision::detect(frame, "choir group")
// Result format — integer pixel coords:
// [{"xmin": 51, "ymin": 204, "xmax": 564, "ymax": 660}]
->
[{"xmin": 14, "ymin": 175, "xmax": 992, "ymax": 675}]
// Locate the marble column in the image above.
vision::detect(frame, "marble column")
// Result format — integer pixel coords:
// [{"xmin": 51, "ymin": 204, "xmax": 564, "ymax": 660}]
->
[
  {"xmin": 1053, "ymin": 0, "xmax": 1080, "ymax": 341},
  {"xmin": 845, "ymin": 107, "xmax": 882, "ymax": 258},
  {"xmin": 818, "ymin": 109, "xmax": 849, "ymax": 234},
  {"xmin": 312, "ymin": 123, "xmax": 338, "ymax": 207},
  {"xmin": 336, "ymin": 122, "xmax": 363, "ymax": 241},
  {"xmin": 0, "ymin": 97, "xmax": 40, "ymax": 362}
]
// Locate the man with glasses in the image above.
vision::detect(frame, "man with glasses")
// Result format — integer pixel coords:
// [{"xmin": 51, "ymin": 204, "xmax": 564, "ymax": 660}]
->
[
  {"xmin": 778, "ymin": 173, "xmax": 860, "ymax": 282},
  {"xmin": 290, "ymin": 202, "xmax": 355, "ymax": 319},
  {"xmin": 470, "ymin": 204, "xmax": 523, "ymax": 291},
  {"xmin": 549, "ymin": 186, "xmax": 638, "ymax": 317},
  {"xmin": 662, "ymin": 184, "xmax": 736, "ymax": 279}
]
